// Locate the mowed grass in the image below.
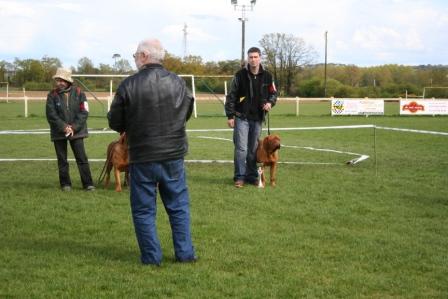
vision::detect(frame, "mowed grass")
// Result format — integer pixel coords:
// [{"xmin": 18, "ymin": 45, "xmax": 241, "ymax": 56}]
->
[{"xmin": 1, "ymin": 99, "xmax": 448, "ymax": 298}]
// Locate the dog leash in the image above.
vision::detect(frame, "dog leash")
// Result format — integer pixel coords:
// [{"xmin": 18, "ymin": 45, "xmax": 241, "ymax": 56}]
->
[{"xmin": 267, "ymin": 111, "xmax": 271, "ymax": 135}]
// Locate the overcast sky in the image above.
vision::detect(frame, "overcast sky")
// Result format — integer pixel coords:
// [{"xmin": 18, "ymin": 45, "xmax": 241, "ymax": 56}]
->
[{"xmin": 1, "ymin": 0, "xmax": 447, "ymax": 68}]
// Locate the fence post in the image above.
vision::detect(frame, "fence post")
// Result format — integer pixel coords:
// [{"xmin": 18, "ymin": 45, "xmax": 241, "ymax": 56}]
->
[
  {"xmin": 191, "ymin": 75, "xmax": 197, "ymax": 118},
  {"xmin": 295, "ymin": 97, "xmax": 299, "ymax": 116},
  {"xmin": 23, "ymin": 88, "xmax": 28, "ymax": 118},
  {"xmin": 330, "ymin": 97, "xmax": 334, "ymax": 117},
  {"xmin": 224, "ymin": 81, "xmax": 228, "ymax": 116},
  {"xmin": 6, "ymin": 83, "xmax": 8, "ymax": 103},
  {"xmin": 108, "ymin": 80, "xmax": 113, "ymax": 111}
]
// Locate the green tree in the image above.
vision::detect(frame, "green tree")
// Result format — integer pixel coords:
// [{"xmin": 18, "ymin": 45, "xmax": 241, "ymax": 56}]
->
[
  {"xmin": 163, "ymin": 53, "xmax": 183, "ymax": 73},
  {"xmin": 259, "ymin": 33, "xmax": 316, "ymax": 96},
  {"xmin": 13, "ymin": 58, "xmax": 44, "ymax": 86},
  {"xmin": 115, "ymin": 59, "xmax": 133, "ymax": 74},
  {"xmin": 76, "ymin": 57, "xmax": 97, "ymax": 74},
  {"xmin": 41, "ymin": 56, "xmax": 62, "ymax": 82},
  {"xmin": 298, "ymin": 77, "xmax": 323, "ymax": 97},
  {"xmin": 182, "ymin": 55, "xmax": 205, "ymax": 75},
  {"xmin": 0, "ymin": 60, "xmax": 14, "ymax": 82}
]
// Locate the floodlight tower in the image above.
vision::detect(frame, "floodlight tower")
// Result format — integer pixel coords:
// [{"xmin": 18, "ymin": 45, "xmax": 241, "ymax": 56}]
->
[{"xmin": 231, "ymin": 0, "xmax": 256, "ymax": 66}]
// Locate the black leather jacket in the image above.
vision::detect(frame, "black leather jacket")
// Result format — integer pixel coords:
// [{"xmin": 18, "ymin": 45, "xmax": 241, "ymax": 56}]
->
[
  {"xmin": 225, "ymin": 64, "xmax": 277, "ymax": 121},
  {"xmin": 108, "ymin": 64, "xmax": 194, "ymax": 163}
]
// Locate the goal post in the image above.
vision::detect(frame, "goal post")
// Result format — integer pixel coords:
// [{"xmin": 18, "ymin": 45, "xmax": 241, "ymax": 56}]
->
[
  {"xmin": 0, "ymin": 81, "xmax": 8, "ymax": 103},
  {"xmin": 71, "ymin": 74, "xmax": 197, "ymax": 117},
  {"xmin": 193, "ymin": 75, "xmax": 233, "ymax": 116},
  {"xmin": 422, "ymin": 87, "xmax": 448, "ymax": 99}
]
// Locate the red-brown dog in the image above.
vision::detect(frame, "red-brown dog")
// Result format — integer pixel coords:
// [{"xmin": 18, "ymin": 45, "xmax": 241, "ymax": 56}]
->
[
  {"xmin": 103, "ymin": 133, "xmax": 129, "ymax": 192},
  {"xmin": 256, "ymin": 134, "xmax": 281, "ymax": 187}
]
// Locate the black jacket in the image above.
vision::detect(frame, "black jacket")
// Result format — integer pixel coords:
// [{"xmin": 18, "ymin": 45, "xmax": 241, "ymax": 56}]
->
[
  {"xmin": 225, "ymin": 64, "xmax": 277, "ymax": 121},
  {"xmin": 46, "ymin": 86, "xmax": 89, "ymax": 141},
  {"xmin": 108, "ymin": 64, "xmax": 194, "ymax": 164}
]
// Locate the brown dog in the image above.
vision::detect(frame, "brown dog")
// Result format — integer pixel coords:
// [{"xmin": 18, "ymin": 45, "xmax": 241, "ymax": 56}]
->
[
  {"xmin": 101, "ymin": 133, "xmax": 129, "ymax": 192},
  {"xmin": 256, "ymin": 134, "xmax": 281, "ymax": 187}
]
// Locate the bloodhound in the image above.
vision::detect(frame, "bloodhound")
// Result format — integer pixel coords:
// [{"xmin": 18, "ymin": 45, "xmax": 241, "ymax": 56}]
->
[
  {"xmin": 256, "ymin": 134, "xmax": 281, "ymax": 187},
  {"xmin": 102, "ymin": 133, "xmax": 129, "ymax": 192}
]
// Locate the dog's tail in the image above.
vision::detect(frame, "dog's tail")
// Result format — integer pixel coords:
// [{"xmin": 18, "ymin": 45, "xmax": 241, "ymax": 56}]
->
[
  {"xmin": 97, "ymin": 141, "xmax": 116, "ymax": 185},
  {"xmin": 118, "ymin": 132, "xmax": 127, "ymax": 145}
]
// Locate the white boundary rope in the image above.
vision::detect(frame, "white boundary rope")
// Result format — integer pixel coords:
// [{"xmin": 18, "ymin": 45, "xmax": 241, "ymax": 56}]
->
[
  {"xmin": 1, "ymin": 124, "xmax": 447, "ymax": 136},
  {"xmin": 1, "ymin": 125, "xmax": 446, "ymax": 165},
  {"xmin": 0, "ymin": 158, "xmax": 340, "ymax": 165},
  {"xmin": 375, "ymin": 126, "xmax": 448, "ymax": 136},
  {"xmin": 196, "ymin": 136, "xmax": 368, "ymax": 165}
]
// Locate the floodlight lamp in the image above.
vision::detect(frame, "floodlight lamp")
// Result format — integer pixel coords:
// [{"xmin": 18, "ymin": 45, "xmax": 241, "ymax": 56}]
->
[
  {"xmin": 251, "ymin": 0, "xmax": 256, "ymax": 5},
  {"xmin": 231, "ymin": 0, "xmax": 237, "ymax": 5}
]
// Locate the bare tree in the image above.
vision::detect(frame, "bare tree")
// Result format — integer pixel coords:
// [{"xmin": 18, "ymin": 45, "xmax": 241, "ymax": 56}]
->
[{"xmin": 259, "ymin": 33, "xmax": 317, "ymax": 95}]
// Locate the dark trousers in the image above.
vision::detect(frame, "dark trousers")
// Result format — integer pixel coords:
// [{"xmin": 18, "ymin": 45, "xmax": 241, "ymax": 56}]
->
[{"xmin": 53, "ymin": 138, "xmax": 93, "ymax": 188}]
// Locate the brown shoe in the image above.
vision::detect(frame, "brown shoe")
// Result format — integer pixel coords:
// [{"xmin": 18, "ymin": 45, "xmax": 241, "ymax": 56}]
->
[{"xmin": 234, "ymin": 180, "xmax": 244, "ymax": 188}]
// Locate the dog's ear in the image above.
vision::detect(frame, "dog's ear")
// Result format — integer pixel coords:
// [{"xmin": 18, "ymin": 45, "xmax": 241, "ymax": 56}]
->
[{"xmin": 263, "ymin": 136, "xmax": 270, "ymax": 152}]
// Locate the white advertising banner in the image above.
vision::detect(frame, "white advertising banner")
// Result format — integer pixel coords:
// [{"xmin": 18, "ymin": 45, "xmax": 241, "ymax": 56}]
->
[
  {"xmin": 400, "ymin": 100, "xmax": 448, "ymax": 115},
  {"xmin": 331, "ymin": 99, "xmax": 384, "ymax": 116}
]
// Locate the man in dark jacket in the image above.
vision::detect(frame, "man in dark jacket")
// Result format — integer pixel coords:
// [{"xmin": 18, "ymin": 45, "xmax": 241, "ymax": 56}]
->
[
  {"xmin": 225, "ymin": 47, "xmax": 278, "ymax": 188},
  {"xmin": 108, "ymin": 38, "xmax": 196, "ymax": 266},
  {"xmin": 46, "ymin": 68, "xmax": 95, "ymax": 192}
]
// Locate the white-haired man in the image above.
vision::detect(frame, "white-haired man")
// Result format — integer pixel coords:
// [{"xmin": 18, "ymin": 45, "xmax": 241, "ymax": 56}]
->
[{"xmin": 108, "ymin": 39, "xmax": 196, "ymax": 266}]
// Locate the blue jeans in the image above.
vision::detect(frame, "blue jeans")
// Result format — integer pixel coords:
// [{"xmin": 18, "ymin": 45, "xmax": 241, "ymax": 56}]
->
[
  {"xmin": 129, "ymin": 159, "xmax": 195, "ymax": 265},
  {"xmin": 233, "ymin": 117, "xmax": 262, "ymax": 183}
]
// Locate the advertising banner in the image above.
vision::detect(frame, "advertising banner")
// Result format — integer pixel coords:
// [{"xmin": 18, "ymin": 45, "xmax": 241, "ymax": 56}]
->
[
  {"xmin": 331, "ymin": 99, "xmax": 384, "ymax": 116},
  {"xmin": 400, "ymin": 100, "xmax": 448, "ymax": 115}
]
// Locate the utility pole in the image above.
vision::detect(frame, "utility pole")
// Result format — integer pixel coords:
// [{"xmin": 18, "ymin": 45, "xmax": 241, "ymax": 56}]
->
[
  {"xmin": 324, "ymin": 31, "xmax": 328, "ymax": 98},
  {"xmin": 182, "ymin": 23, "xmax": 188, "ymax": 59},
  {"xmin": 231, "ymin": 0, "xmax": 256, "ymax": 66}
]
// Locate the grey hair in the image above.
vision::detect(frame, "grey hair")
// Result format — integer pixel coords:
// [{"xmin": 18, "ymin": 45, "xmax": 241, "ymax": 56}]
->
[{"xmin": 137, "ymin": 39, "xmax": 166, "ymax": 63}]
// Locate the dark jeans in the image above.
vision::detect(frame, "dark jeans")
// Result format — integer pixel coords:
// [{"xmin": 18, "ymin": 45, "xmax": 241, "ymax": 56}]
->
[
  {"xmin": 233, "ymin": 117, "xmax": 262, "ymax": 183},
  {"xmin": 53, "ymin": 138, "xmax": 93, "ymax": 188},
  {"xmin": 129, "ymin": 159, "xmax": 196, "ymax": 265}
]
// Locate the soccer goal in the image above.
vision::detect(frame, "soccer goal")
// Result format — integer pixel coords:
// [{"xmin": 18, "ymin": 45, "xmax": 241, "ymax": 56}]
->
[
  {"xmin": 71, "ymin": 73, "xmax": 236, "ymax": 118},
  {"xmin": 71, "ymin": 74, "xmax": 198, "ymax": 117},
  {"xmin": 422, "ymin": 87, "xmax": 448, "ymax": 99}
]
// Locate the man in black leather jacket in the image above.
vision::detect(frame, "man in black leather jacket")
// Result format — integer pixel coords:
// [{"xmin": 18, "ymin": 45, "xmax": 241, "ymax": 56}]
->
[
  {"xmin": 108, "ymin": 38, "xmax": 196, "ymax": 266},
  {"xmin": 225, "ymin": 47, "xmax": 277, "ymax": 188}
]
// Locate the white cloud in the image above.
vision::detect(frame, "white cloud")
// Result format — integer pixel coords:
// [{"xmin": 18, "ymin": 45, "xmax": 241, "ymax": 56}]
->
[
  {"xmin": 0, "ymin": 1, "xmax": 39, "ymax": 53},
  {"xmin": 0, "ymin": 0, "xmax": 36, "ymax": 17},
  {"xmin": 0, "ymin": 0, "xmax": 447, "ymax": 66},
  {"xmin": 353, "ymin": 26, "xmax": 401, "ymax": 50}
]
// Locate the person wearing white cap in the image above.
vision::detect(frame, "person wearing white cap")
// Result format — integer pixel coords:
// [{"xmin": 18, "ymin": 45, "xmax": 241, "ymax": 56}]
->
[{"xmin": 45, "ymin": 67, "xmax": 95, "ymax": 191}]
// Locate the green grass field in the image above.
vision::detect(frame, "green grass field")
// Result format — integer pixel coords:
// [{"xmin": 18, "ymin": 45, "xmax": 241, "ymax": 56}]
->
[{"xmin": 1, "ymin": 100, "xmax": 447, "ymax": 298}]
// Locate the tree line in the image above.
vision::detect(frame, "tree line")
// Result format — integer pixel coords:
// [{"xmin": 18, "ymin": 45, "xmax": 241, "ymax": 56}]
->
[{"xmin": 1, "ymin": 33, "xmax": 447, "ymax": 98}]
